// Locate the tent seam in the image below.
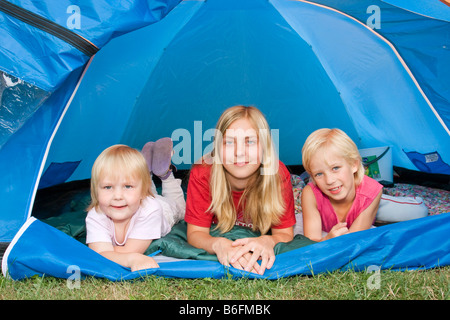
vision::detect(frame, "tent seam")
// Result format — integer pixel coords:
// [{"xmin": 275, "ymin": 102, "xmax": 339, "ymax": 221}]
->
[{"xmin": 26, "ymin": 56, "xmax": 95, "ymax": 221}]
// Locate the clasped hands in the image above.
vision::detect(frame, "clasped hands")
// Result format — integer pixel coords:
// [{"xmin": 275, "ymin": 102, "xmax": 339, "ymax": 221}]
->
[{"xmin": 213, "ymin": 236, "xmax": 276, "ymax": 275}]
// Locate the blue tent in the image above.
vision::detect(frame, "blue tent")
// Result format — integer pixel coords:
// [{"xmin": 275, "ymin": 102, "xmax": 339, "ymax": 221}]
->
[{"xmin": 1, "ymin": 0, "xmax": 449, "ymax": 280}]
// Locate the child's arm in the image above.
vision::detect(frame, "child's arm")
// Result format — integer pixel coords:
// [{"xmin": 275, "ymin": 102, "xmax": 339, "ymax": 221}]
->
[
  {"xmin": 114, "ymin": 238, "xmax": 153, "ymax": 254},
  {"xmin": 89, "ymin": 240, "xmax": 159, "ymax": 272},
  {"xmin": 301, "ymin": 185, "xmax": 326, "ymax": 241},
  {"xmin": 348, "ymin": 189, "xmax": 382, "ymax": 232},
  {"xmin": 301, "ymin": 185, "xmax": 348, "ymax": 241}
]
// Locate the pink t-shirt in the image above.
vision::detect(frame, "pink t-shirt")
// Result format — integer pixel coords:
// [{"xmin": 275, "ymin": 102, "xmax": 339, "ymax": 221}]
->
[
  {"xmin": 85, "ymin": 196, "xmax": 170, "ymax": 246},
  {"xmin": 309, "ymin": 175, "xmax": 383, "ymax": 232}
]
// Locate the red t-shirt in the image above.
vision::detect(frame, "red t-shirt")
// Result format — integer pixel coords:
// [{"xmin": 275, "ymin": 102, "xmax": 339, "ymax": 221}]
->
[{"xmin": 185, "ymin": 161, "xmax": 296, "ymax": 231}]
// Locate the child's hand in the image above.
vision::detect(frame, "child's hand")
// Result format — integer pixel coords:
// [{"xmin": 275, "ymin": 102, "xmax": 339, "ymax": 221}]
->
[
  {"xmin": 129, "ymin": 253, "xmax": 159, "ymax": 272},
  {"xmin": 230, "ymin": 236, "xmax": 276, "ymax": 275},
  {"xmin": 212, "ymin": 238, "xmax": 261, "ymax": 274},
  {"xmin": 327, "ymin": 222, "xmax": 349, "ymax": 240}
]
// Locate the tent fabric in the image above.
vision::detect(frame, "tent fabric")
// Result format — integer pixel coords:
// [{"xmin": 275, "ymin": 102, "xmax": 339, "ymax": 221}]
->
[
  {"xmin": 0, "ymin": 0, "xmax": 182, "ymax": 91},
  {"xmin": 3, "ymin": 213, "xmax": 450, "ymax": 281},
  {"xmin": 0, "ymin": 70, "xmax": 84, "ymax": 242},
  {"xmin": 382, "ymin": 0, "xmax": 450, "ymax": 22},
  {"xmin": 43, "ymin": 0, "xmax": 450, "ymax": 186},
  {"xmin": 307, "ymin": 0, "xmax": 450, "ymax": 133}
]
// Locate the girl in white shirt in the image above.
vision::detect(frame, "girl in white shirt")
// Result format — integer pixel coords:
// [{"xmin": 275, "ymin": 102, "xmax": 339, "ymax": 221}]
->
[{"xmin": 85, "ymin": 141, "xmax": 184, "ymax": 272}]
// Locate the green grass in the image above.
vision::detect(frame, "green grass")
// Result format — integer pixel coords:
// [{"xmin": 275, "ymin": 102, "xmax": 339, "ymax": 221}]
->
[{"xmin": 1, "ymin": 267, "xmax": 449, "ymax": 300}]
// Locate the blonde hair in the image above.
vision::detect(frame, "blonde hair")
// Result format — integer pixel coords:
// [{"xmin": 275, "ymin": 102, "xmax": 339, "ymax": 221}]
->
[
  {"xmin": 206, "ymin": 105, "xmax": 284, "ymax": 234},
  {"xmin": 87, "ymin": 144, "xmax": 153, "ymax": 211},
  {"xmin": 302, "ymin": 128, "xmax": 365, "ymax": 185}
]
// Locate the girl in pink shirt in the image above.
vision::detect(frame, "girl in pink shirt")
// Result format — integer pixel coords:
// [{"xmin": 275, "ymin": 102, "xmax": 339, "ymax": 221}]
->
[{"xmin": 301, "ymin": 128, "xmax": 383, "ymax": 242}]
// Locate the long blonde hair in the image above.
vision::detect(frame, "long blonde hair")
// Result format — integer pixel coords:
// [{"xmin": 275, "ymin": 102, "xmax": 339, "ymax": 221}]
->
[
  {"xmin": 302, "ymin": 128, "xmax": 365, "ymax": 185},
  {"xmin": 87, "ymin": 144, "xmax": 154, "ymax": 211},
  {"xmin": 207, "ymin": 105, "xmax": 285, "ymax": 234}
]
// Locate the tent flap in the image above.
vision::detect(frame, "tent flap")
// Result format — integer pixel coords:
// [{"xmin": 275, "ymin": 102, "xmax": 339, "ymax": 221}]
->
[{"xmin": 3, "ymin": 213, "xmax": 450, "ymax": 281}]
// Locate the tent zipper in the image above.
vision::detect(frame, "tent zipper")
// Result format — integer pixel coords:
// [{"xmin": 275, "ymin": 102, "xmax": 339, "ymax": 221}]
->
[{"xmin": 0, "ymin": 0, "xmax": 98, "ymax": 56}]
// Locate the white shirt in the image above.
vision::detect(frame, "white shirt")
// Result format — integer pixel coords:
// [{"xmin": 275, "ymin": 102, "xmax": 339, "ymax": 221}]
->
[{"xmin": 85, "ymin": 196, "xmax": 170, "ymax": 246}]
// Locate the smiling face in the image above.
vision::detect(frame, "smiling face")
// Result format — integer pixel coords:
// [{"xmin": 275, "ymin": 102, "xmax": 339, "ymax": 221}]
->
[
  {"xmin": 96, "ymin": 172, "xmax": 144, "ymax": 224},
  {"xmin": 88, "ymin": 144, "xmax": 153, "ymax": 214},
  {"xmin": 219, "ymin": 117, "xmax": 262, "ymax": 190},
  {"xmin": 309, "ymin": 145, "xmax": 359, "ymax": 205}
]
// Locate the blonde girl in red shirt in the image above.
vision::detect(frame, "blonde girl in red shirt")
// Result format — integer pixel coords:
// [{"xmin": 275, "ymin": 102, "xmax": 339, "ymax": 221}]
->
[{"xmin": 185, "ymin": 106, "xmax": 296, "ymax": 275}]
